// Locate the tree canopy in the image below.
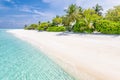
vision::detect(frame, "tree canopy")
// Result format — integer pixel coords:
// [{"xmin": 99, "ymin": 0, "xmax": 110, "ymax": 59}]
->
[
  {"xmin": 24, "ymin": 4, "xmax": 120, "ymax": 34},
  {"xmin": 52, "ymin": 16, "xmax": 62, "ymax": 26},
  {"xmin": 105, "ymin": 5, "xmax": 120, "ymax": 22}
]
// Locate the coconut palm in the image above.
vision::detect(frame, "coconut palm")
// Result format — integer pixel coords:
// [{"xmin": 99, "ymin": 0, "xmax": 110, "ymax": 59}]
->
[
  {"xmin": 93, "ymin": 4, "xmax": 103, "ymax": 16},
  {"xmin": 65, "ymin": 4, "xmax": 78, "ymax": 24},
  {"xmin": 38, "ymin": 21, "xmax": 41, "ymax": 25},
  {"xmin": 64, "ymin": 4, "xmax": 84, "ymax": 31}
]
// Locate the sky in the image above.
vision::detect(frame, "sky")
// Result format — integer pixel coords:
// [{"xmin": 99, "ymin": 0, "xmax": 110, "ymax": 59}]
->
[{"xmin": 0, "ymin": 0, "xmax": 120, "ymax": 28}]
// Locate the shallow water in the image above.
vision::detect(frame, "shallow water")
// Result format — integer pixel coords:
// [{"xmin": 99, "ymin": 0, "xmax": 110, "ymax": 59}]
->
[{"xmin": 0, "ymin": 29, "xmax": 75, "ymax": 80}]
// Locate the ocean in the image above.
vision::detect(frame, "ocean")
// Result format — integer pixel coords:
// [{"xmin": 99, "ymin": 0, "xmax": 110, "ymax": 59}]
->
[{"xmin": 0, "ymin": 29, "xmax": 75, "ymax": 80}]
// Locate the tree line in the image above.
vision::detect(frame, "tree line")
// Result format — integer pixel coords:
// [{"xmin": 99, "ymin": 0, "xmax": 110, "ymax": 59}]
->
[{"xmin": 24, "ymin": 4, "xmax": 120, "ymax": 34}]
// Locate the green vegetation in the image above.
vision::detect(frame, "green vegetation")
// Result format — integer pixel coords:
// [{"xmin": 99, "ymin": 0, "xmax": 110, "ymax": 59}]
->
[
  {"xmin": 24, "ymin": 24, "xmax": 38, "ymax": 30},
  {"xmin": 47, "ymin": 26, "xmax": 66, "ymax": 32},
  {"xmin": 94, "ymin": 20, "xmax": 120, "ymax": 34},
  {"xmin": 105, "ymin": 5, "xmax": 120, "ymax": 22},
  {"xmin": 24, "ymin": 4, "xmax": 120, "ymax": 34},
  {"xmin": 52, "ymin": 16, "xmax": 62, "ymax": 26},
  {"xmin": 73, "ymin": 20, "xmax": 94, "ymax": 33},
  {"xmin": 37, "ymin": 22, "xmax": 49, "ymax": 31},
  {"xmin": 93, "ymin": 4, "xmax": 103, "ymax": 16}
]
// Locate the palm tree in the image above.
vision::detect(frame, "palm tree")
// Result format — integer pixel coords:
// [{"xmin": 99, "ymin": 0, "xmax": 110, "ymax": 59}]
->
[
  {"xmin": 93, "ymin": 4, "xmax": 103, "ymax": 16},
  {"xmin": 64, "ymin": 4, "xmax": 83, "ymax": 31},
  {"xmin": 65, "ymin": 4, "xmax": 77, "ymax": 23},
  {"xmin": 38, "ymin": 21, "xmax": 41, "ymax": 25}
]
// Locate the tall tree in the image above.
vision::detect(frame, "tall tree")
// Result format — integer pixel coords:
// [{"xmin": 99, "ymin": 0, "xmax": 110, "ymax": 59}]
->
[
  {"xmin": 38, "ymin": 21, "xmax": 41, "ymax": 25},
  {"xmin": 64, "ymin": 4, "xmax": 84, "ymax": 31},
  {"xmin": 24, "ymin": 24, "xmax": 27, "ymax": 29},
  {"xmin": 93, "ymin": 4, "xmax": 103, "ymax": 16},
  {"xmin": 65, "ymin": 4, "xmax": 78, "ymax": 23}
]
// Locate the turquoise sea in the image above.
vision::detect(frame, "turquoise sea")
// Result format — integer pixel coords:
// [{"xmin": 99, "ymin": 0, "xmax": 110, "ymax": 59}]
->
[{"xmin": 0, "ymin": 29, "xmax": 75, "ymax": 80}]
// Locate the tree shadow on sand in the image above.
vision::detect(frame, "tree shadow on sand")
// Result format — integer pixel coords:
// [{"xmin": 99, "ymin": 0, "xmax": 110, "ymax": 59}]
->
[{"xmin": 56, "ymin": 32, "xmax": 120, "ymax": 38}]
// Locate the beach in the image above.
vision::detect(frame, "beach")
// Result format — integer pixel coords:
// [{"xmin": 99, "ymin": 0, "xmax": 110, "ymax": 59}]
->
[{"xmin": 8, "ymin": 29, "xmax": 120, "ymax": 80}]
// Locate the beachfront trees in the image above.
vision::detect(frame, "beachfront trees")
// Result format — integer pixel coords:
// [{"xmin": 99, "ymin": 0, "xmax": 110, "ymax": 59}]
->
[
  {"xmin": 52, "ymin": 16, "xmax": 62, "ymax": 26},
  {"xmin": 24, "ymin": 4, "xmax": 120, "ymax": 34},
  {"xmin": 105, "ymin": 5, "xmax": 120, "ymax": 22},
  {"xmin": 47, "ymin": 21, "xmax": 52, "ymax": 27},
  {"xmin": 65, "ymin": 4, "xmax": 83, "ymax": 23},
  {"xmin": 65, "ymin": 4, "xmax": 77, "ymax": 23},
  {"xmin": 47, "ymin": 26, "xmax": 66, "ymax": 32},
  {"xmin": 61, "ymin": 16, "xmax": 71, "ymax": 31},
  {"xmin": 61, "ymin": 16, "xmax": 69, "ymax": 26},
  {"xmin": 64, "ymin": 4, "xmax": 102, "ymax": 33},
  {"xmin": 37, "ymin": 22, "xmax": 49, "ymax": 31},
  {"xmin": 25, "ymin": 24, "xmax": 38, "ymax": 30},
  {"xmin": 64, "ymin": 4, "xmax": 84, "ymax": 31},
  {"xmin": 93, "ymin": 4, "xmax": 103, "ymax": 16},
  {"xmin": 38, "ymin": 21, "xmax": 41, "ymax": 25},
  {"xmin": 73, "ymin": 8, "xmax": 102, "ymax": 33},
  {"xmin": 94, "ymin": 20, "xmax": 120, "ymax": 34},
  {"xmin": 24, "ymin": 24, "xmax": 28, "ymax": 29},
  {"xmin": 83, "ymin": 8, "xmax": 102, "ymax": 27}
]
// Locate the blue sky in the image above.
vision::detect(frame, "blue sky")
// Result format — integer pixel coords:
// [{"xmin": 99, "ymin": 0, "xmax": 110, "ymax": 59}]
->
[{"xmin": 0, "ymin": 0, "xmax": 120, "ymax": 28}]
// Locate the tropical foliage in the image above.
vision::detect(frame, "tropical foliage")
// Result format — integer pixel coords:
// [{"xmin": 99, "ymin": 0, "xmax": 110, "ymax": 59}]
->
[
  {"xmin": 52, "ymin": 16, "xmax": 62, "ymax": 26},
  {"xmin": 37, "ymin": 22, "xmax": 49, "ymax": 31},
  {"xmin": 94, "ymin": 20, "xmax": 120, "ymax": 34},
  {"xmin": 47, "ymin": 26, "xmax": 66, "ymax": 32},
  {"xmin": 105, "ymin": 5, "xmax": 120, "ymax": 22},
  {"xmin": 25, "ymin": 24, "xmax": 38, "ymax": 30},
  {"xmin": 24, "ymin": 4, "xmax": 120, "ymax": 34}
]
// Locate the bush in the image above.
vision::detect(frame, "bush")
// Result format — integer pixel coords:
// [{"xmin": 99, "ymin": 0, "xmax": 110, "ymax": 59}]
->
[
  {"xmin": 94, "ymin": 20, "xmax": 120, "ymax": 34},
  {"xmin": 25, "ymin": 24, "xmax": 38, "ymax": 30},
  {"xmin": 37, "ymin": 25, "xmax": 44, "ymax": 31},
  {"xmin": 73, "ymin": 21, "xmax": 94, "ymax": 33},
  {"xmin": 47, "ymin": 26, "xmax": 66, "ymax": 32},
  {"xmin": 37, "ymin": 22, "xmax": 49, "ymax": 31}
]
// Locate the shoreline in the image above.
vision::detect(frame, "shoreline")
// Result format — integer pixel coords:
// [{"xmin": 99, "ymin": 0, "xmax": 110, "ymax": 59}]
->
[{"xmin": 8, "ymin": 29, "xmax": 120, "ymax": 80}]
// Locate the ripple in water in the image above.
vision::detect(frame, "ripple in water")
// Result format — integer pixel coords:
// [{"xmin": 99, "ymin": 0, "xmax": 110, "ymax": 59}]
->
[{"xmin": 0, "ymin": 30, "xmax": 75, "ymax": 80}]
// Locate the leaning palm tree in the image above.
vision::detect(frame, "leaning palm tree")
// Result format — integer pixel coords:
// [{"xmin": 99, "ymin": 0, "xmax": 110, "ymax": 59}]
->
[
  {"xmin": 64, "ymin": 4, "xmax": 77, "ymax": 31},
  {"xmin": 64, "ymin": 4, "xmax": 83, "ymax": 31},
  {"xmin": 65, "ymin": 4, "xmax": 77, "ymax": 23}
]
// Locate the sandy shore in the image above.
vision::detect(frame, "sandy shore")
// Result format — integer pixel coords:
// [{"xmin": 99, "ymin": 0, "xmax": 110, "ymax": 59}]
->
[{"xmin": 8, "ymin": 29, "xmax": 120, "ymax": 80}]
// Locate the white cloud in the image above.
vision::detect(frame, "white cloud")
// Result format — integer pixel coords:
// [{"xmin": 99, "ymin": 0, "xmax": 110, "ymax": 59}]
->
[
  {"xmin": 10, "ymin": 14, "xmax": 30, "ymax": 18},
  {"xmin": 33, "ymin": 10, "xmax": 46, "ymax": 16},
  {"xmin": 17, "ymin": 5, "xmax": 55, "ymax": 20},
  {"xmin": 33, "ymin": 10, "xmax": 54, "ymax": 17},
  {"xmin": 75, "ymin": 0, "xmax": 120, "ymax": 11},
  {"xmin": 43, "ymin": 0, "xmax": 120, "ymax": 12},
  {"xmin": 19, "ymin": 6, "xmax": 32, "ymax": 12},
  {"xmin": 4, "ymin": 0, "xmax": 14, "ymax": 3},
  {"xmin": 102, "ymin": 0, "xmax": 120, "ymax": 10},
  {"xmin": 0, "ymin": 5, "xmax": 9, "ymax": 10},
  {"xmin": 3, "ymin": 10, "xmax": 55, "ymax": 27},
  {"xmin": 42, "ymin": 0, "xmax": 74, "ymax": 9},
  {"xmin": 1, "ymin": 0, "xmax": 120, "ymax": 28},
  {"xmin": 4, "ymin": 0, "xmax": 17, "ymax": 7}
]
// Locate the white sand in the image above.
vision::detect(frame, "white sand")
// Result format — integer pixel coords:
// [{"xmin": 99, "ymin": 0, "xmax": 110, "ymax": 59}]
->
[{"xmin": 8, "ymin": 29, "xmax": 120, "ymax": 80}]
